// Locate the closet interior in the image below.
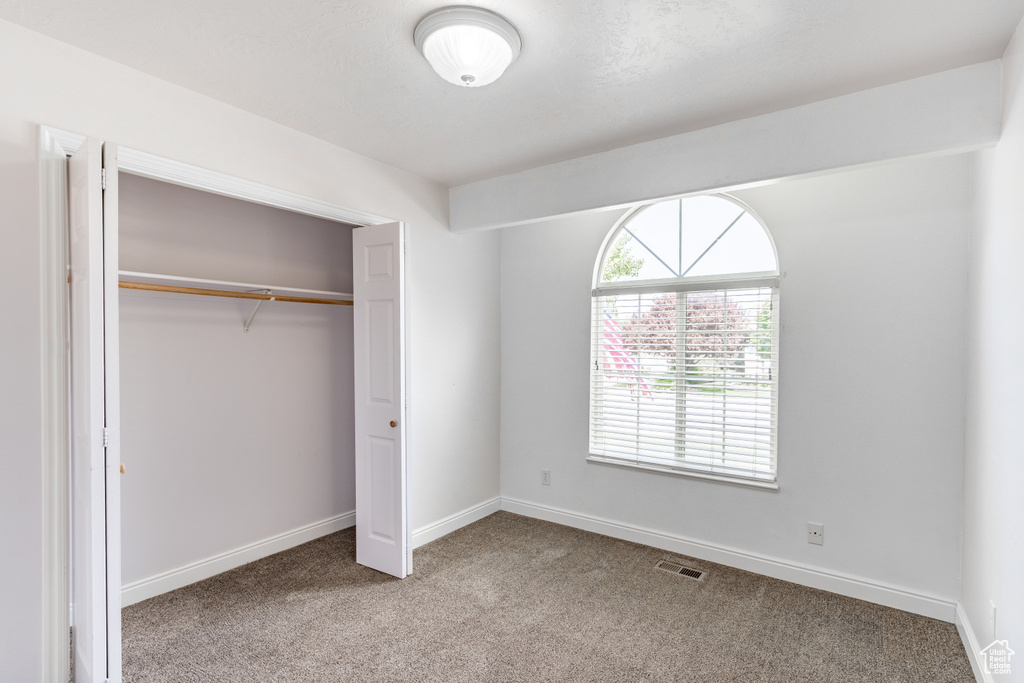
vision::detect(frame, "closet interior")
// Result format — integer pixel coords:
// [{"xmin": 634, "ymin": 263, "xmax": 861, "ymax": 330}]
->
[{"xmin": 117, "ymin": 173, "xmax": 358, "ymax": 602}]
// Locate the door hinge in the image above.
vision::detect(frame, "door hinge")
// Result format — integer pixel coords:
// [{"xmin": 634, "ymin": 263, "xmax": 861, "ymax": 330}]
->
[
  {"xmin": 101, "ymin": 168, "xmax": 107, "ymax": 191},
  {"xmin": 103, "ymin": 427, "xmax": 110, "ymax": 448}
]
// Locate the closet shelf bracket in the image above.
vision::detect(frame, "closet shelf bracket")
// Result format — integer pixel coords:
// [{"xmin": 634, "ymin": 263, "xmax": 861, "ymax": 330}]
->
[{"xmin": 244, "ymin": 290, "xmax": 273, "ymax": 333}]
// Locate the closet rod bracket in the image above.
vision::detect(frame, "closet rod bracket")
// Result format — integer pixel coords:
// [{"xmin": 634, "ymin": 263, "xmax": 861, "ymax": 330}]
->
[{"xmin": 244, "ymin": 290, "xmax": 274, "ymax": 333}]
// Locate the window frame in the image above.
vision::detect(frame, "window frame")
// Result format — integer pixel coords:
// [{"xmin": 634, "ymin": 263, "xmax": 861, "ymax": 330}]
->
[{"xmin": 588, "ymin": 194, "xmax": 781, "ymax": 490}]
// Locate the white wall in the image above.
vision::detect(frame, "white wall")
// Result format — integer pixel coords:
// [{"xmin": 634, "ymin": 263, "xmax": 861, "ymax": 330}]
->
[
  {"xmin": 0, "ymin": 19, "xmax": 500, "ymax": 678},
  {"xmin": 119, "ymin": 175, "xmax": 356, "ymax": 584},
  {"xmin": 964, "ymin": 14, "xmax": 1024, "ymax": 673},
  {"xmin": 500, "ymin": 154, "xmax": 971, "ymax": 611}
]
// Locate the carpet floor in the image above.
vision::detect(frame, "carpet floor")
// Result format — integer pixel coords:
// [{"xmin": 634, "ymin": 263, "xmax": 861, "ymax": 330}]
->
[{"xmin": 122, "ymin": 511, "xmax": 974, "ymax": 682}]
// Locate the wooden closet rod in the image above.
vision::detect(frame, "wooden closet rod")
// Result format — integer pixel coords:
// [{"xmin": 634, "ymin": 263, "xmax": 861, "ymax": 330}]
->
[{"xmin": 119, "ymin": 281, "xmax": 353, "ymax": 306}]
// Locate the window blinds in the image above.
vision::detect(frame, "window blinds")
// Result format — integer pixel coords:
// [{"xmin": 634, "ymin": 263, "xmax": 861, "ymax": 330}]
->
[{"xmin": 590, "ymin": 285, "xmax": 779, "ymax": 482}]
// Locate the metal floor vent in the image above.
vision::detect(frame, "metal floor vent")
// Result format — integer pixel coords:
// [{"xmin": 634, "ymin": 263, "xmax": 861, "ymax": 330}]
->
[{"xmin": 655, "ymin": 559, "xmax": 705, "ymax": 580}]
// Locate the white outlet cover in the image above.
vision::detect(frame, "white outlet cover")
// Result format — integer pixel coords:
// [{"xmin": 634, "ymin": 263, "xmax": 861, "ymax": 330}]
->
[{"xmin": 807, "ymin": 523, "xmax": 824, "ymax": 545}]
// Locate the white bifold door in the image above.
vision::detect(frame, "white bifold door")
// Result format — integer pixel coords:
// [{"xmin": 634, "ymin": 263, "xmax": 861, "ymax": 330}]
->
[
  {"xmin": 68, "ymin": 138, "xmax": 122, "ymax": 683},
  {"xmin": 352, "ymin": 222, "xmax": 409, "ymax": 578}
]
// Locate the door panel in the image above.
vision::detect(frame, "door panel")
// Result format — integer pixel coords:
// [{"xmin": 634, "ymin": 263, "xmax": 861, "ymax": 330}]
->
[
  {"xmin": 367, "ymin": 300, "xmax": 395, "ymax": 403},
  {"xmin": 102, "ymin": 142, "xmax": 122, "ymax": 683},
  {"xmin": 68, "ymin": 138, "xmax": 121, "ymax": 683},
  {"xmin": 353, "ymin": 222, "xmax": 407, "ymax": 578},
  {"xmin": 369, "ymin": 437, "xmax": 397, "ymax": 541},
  {"xmin": 68, "ymin": 138, "xmax": 107, "ymax": 683},
  {"xmin": 365, "ymin": 243, "xmax": 394, "ymax": 280}
]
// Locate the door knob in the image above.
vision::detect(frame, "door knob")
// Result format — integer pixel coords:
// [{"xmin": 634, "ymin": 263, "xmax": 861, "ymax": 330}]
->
[{"xmin": 389, "ymin": 420, "xmax": 397, "ymax": 428}]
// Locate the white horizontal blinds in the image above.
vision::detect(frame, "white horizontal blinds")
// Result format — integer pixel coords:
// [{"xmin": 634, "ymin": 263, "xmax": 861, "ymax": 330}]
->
[{"xmin": 591, "ymin": 285, "xmax": 779, "ymax": 481}]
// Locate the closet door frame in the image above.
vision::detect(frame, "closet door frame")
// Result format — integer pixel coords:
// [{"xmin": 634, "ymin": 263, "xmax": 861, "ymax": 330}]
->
[{"xmin": 40, "ymin": 126, "xmax": 403, "ymax": 681}]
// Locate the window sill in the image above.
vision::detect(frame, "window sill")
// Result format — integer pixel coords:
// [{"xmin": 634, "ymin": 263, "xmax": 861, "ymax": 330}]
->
[{"xmin": 586, "ymin": 455, "xmax": 780, "ymax": 491}]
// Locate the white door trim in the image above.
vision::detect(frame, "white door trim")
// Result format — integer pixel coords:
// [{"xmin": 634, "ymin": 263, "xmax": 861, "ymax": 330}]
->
[
  {"xmin": 116, "ymin": 146, "xmax": 394, "ymax": 227},
  {"xmin": 39, "ymin": 125, "xmax": 404, "ymax": 679},
  {"xmin": 40, "ymin": 128, "xmax": 394, "ymax": 228},
  {"xmin": 39, "ymin": 125, "xmax": 79, "ymax": 683}
]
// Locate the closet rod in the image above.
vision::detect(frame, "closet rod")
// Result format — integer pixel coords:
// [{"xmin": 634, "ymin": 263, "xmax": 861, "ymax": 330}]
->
[
  {"xmin": 119, "ymin": 270, "xmax": 352, "ymax": 298},
  {"xmin": 118, "ymin": 281, "xmax": 353, "ymax": 306}
]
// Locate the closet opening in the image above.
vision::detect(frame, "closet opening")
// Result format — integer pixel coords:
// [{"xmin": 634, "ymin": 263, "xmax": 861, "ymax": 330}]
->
[
  {"xmin": 46, "ymin": 129, "xmax": 410, "ymax": 683},
  {"xmin": 117, "ymin": 173, "xmax": 362, "ymax": 606}
]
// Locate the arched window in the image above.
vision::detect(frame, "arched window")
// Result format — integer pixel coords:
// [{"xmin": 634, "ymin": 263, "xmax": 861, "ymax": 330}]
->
[{"xmin": 590, "ymin": 195, "xmax": 780, "ymax": 485}]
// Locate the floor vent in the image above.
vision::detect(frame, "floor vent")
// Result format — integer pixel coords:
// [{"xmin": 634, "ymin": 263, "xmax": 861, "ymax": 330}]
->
[{"xmin": 655, "ymin": 560, "xmax": 705, "ymax": 580}]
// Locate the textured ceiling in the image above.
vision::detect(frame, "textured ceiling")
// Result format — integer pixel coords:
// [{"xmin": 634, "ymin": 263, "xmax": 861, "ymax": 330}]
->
[{"xmin": 2, "ymin": 0, "xmax": 1023, "ymax": 185}]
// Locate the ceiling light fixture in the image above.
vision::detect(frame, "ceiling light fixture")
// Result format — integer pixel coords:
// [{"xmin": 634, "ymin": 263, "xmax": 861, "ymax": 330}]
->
[{"xmin": 414, "ymin": 6, "xmax": 522, "ymax": 88}]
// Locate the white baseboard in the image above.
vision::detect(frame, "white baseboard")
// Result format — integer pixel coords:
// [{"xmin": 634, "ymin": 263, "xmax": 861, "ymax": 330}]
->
[
  {"xmin": 956, "ymin": 602, "xmax": 991, "ymax": 683},
  {"xmin": 121, "ymin": 497, "xmax": 505, "ymax": 605},
  {"xmin": 412, "ymin": 496, "xmax": 502, "ymax": 549},
  {"xmin": 120, "ymin": 497, "xmax": 960, "ymax": 629},
  {"xmin": 121, "ymin": 511, "xmax": 356, "ymax": 606},
  {"xmin": 500, "ymin": 497, "xmax": 957, "ymax": 622}
]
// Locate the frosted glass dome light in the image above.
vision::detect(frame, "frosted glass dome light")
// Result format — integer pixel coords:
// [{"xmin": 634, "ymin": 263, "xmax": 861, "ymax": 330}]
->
[{"xmin": 414, "ymin": 7, "xmax": 522, "ymax": 87}]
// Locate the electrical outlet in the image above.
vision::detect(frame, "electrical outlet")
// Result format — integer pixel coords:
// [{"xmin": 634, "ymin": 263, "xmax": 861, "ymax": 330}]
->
[
  {"xmin": 541, "ymin": 469, "xmax": 551, "ymax": 486},
  {"xmin": 807, "ymin": 522, "xmax": 824, "ymax": 545}
]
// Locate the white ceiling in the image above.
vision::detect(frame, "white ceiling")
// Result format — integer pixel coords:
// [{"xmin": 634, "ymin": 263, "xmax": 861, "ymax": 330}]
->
[{"xmin": 3, "ymin": 1, "xmax": 1023, "ymax": 186}]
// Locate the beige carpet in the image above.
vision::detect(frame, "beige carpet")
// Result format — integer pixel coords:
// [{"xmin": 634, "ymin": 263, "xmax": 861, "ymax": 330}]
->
[{"xmin": 122, "ymin": 512, "xmax": 973, "ymax": 682}]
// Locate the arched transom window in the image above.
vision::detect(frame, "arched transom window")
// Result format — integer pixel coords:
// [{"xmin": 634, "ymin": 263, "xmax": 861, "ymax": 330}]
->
[{"xmin": 590, "ymin": 194, "xmax": 780, "ymax": 485}]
